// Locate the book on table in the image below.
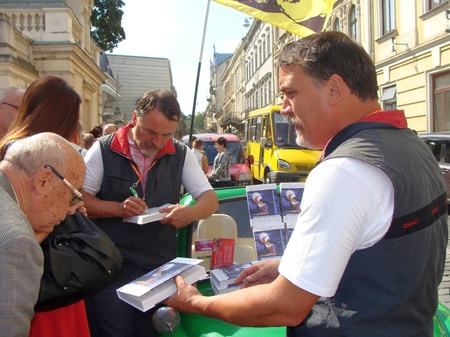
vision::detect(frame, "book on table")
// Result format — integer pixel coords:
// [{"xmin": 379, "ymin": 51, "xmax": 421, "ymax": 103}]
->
[
  {"xmin": 210, "ymin": 276, "xmax": 242, "ymax": 295},
  {"xmin": 209, "ymin": 261, "xmax": 255, "ymax": 289},
  {"xmin": 245, "ymin": 183, "xmax": 305, "ymax": 261},
  {"xmin": 116, "ymin": 257, "xmax": 207, "ymax": 312},
  {"xmin": 210, "ymin": 238, "xmax": 235, "ymax": 270},
  {"xmin": 122, "ymin": 203, "xmax": 173, "ymax": 224}
]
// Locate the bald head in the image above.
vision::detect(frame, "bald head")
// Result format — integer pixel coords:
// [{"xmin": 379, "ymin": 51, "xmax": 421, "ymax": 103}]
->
[
  {"xmin": 1, "ymin": 132, "xmax": 86, "ymax": 237},
  {"xmin": 103, "ymin": 123, "xmax": 118, "ymax": 135},
  {"xmin": 4, "ymin": 132, "xmax": 83, "ymax": 175}
]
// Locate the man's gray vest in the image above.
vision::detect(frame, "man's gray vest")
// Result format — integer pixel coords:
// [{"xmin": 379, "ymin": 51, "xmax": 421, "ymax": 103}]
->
[
  {"xmin": 94, "ymin": 134, "xmax": 187, "ymax": 269},
  {"xmin": 288, "ymin": 123, "xmax": 448, "ymax": 337}
]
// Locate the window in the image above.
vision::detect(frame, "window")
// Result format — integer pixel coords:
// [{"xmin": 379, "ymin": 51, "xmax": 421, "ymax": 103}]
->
[
  {"xmin": 427, "ymin": 0, "xmax": 446, "ymax": 11},
  {"xmin": 381, "ymin": 85, "xmax": 397, "ymax": 110},
  {"xmin": 381, "ymin": 0, "xmax": 395, "ymax": 35},
  {"xmin": 333, "ymin": 17, "xmax": 340, "ymax": 31},
  {"xmin": 349, "ymin": 5, "xmax": 358, "ymax": 40},
  {"xmin": 432, "ymin": 71, "xmax": 450, "ymax": 132},
  {"xmin": 263, "ymin": 38, "xmax": 267, "ymax": 61}
]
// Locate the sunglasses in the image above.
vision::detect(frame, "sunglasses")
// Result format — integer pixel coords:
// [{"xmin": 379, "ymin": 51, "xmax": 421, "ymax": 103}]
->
[
  {"xmin": 44, "ymin": 165, "xmax": 83, "ymax": 206},
  {"xmin": 0, "ymin": 102, "xmax": 20, "ymax": 110}
]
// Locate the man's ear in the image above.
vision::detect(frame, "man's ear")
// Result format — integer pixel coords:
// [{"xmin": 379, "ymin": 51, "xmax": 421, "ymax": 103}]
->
[
  {"xmin": 131, "ymin": 111, "xmax": 138, "ymax": 126},
  {"xmin": 33, "ymin": 167, "xmax": 53, "ymax": 196},
  {"xmin": 327, "ymin": 74, "xmax": 347, "ymax": 105}
]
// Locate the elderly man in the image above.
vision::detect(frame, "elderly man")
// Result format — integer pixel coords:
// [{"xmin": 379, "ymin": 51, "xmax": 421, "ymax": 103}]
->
[
  {"xmin": 0, "ymin": 87, "xmax": 25, "ymax": 138},
  {"xmin": 0, "ymin": 132, "xmax": 85, "ymax": 336}
]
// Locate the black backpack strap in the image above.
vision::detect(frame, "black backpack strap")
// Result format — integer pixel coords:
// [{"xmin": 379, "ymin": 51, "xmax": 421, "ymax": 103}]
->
[
  {"xmin": 322, "ymin": 122, "xmax": 397, "ymax": 160},
  {"xmin": 384, "ymin": 192, "xmax": 447, "ymax": 239}
]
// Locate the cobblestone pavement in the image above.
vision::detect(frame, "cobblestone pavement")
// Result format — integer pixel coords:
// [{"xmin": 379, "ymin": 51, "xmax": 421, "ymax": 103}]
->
[{"xmin": 439, "ymin": 221, "xmax": 450, "ymax": 307}]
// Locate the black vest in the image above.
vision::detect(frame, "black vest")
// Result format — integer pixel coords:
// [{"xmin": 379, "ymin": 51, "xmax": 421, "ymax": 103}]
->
[
  {"xmin": 94, "ymin": 134, "xmax": 187, "ymax": 269},
  {"xmin": 288, "ymin": 123, "xmax": 448, "ymax": 337}
]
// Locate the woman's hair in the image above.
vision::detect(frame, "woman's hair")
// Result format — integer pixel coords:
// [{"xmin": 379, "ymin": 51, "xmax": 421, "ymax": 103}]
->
[{"xmin": 0, "ymin": 75, "xmax": 81, "ymax": 154}]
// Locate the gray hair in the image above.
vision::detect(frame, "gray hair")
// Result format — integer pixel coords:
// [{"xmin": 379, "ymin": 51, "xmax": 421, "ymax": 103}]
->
[
  {"xmin": 278, "ymin": 31, "xmax": 378, "ymax": 101},
  {"xmin": 3, "ymin": 136, "xmax": 67, "ymax": 175}
]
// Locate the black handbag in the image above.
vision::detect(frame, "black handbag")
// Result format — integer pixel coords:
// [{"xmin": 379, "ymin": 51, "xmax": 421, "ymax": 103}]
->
[{"xmin": 35, "ymin": 210, "xmax": 123, "ymax": 312}]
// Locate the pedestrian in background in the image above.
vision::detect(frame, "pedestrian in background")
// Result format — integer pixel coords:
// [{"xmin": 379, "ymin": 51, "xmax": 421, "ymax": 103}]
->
[
  {"xmin": 166, "ymin": 31, "xmax": 448, "ymax": 337},
  {"xmin": 89, "ymin": 125, "xmax": 102, "ymax": 139},
  {"xmin": 0, "ymin": 88, "xmax": 25, "ymax": 139},
  {"xmin": 82, "ymin": 133, "xmax": 94, "ymax": 150},
  {"xmin": 192, "ymin": 138, "xmax": 208, "ymax": 174},
  {"xmin": 103, "ymin": 123, "xmax": 118, "ymax": 136},
  {"xmin": 207, "ymin": 136, "xmax": 231, "ymax": 188}
]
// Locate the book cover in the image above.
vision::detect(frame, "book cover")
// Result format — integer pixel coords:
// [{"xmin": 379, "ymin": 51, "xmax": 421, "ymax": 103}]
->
[
  {"xmin": 116, "ymin": 257, "xmax": 207, "ymax": 312},
  {"xmin": 210, "ymin": 238, "xmax": 235, "ymax": 270},
  {"xmin": 279, "ymin": 182, "xmax": 305, "ymax": 235},
  {"xmin": 246, "ymin": 184, "xmax": 281, "ymax": 225},
  {"xmin": 210, "ymin": 261, "xmax": 254, "ymax": 288},
  {"xmin": 246, "ymin": 184, "xmax": 286, "ymax": 260},
  {"xmin": 193, "ymin": 239, "xmax": 213, "ymax": 270},
  {"xmin": 123, "ymin": 203, "xmax": 173, "ymax": 225}
]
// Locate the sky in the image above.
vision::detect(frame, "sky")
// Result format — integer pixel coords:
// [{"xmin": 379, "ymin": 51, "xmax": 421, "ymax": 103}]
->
[{"xmin": 109, "ymin": 0, "xmax": 250, "ymax": 117}]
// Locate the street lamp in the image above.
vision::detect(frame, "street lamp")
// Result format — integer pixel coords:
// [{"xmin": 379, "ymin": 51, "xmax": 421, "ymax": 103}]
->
[{"xmin": 243, "ymin": 17, "xmax": 254, "ymax": 28}]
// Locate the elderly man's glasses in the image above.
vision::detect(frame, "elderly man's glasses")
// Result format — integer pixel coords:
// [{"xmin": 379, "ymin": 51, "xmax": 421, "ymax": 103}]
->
[
  {"xmin": 0, "ymin": 102, "xmax": 20, "ymax": 110},
  {"xmin": 44, "ymin": 165, "xmax": 83, "ymax": 206}
]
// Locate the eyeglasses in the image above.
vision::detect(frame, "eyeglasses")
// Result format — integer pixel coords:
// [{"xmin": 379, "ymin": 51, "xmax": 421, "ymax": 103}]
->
[
  {"xmin": 44, "ymin": 165, "xmax": 84, "ymax": 206},
  {"xmin": 0, "ymin": 102, "xmax": 20, "ymax": 110}
]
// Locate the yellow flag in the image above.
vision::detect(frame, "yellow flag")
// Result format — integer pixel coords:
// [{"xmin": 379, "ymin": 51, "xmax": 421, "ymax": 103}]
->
[{"xmin": 213, "ymin": 0, "xmax": 334, "ymax": 37}]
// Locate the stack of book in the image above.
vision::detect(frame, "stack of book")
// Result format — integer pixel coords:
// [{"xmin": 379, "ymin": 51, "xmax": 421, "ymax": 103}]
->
[
  {"xmin": 116, "ymin": 257, "xmax": 207, "ymax": 312},
  {"xmin": 209, "ymin": 261, "xmax": 254, "ymax": 295}
]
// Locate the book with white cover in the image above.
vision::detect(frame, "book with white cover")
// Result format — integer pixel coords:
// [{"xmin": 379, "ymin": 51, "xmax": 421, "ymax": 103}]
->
[
  {"xmin": 279, "ymin": 182, "xmax": 305, "ymax": 231},
  {"xmin": 116, "ymin": 257, "xmax": 207, "ymax": 312},
  {"xmin": 210, "ymin": 276, "xmax": 242, "ymax": 295},
  {"xmin": 210, "ymin": 261, "xmax": 254, "ymax": 289},
  {"xmin": 123, "ymin": 203, "xmax": 173, "ymax": 224}
]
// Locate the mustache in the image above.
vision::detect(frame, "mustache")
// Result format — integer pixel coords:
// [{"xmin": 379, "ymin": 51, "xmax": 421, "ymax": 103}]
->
[{"xmin": 288, "ymin": 115, "xmax": 300, "ymax": 125}]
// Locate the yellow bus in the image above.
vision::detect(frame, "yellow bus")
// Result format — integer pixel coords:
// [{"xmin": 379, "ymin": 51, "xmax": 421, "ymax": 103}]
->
[{"xmin": 244, "ymin": 105, "xmax": 321, "ymax": 183}]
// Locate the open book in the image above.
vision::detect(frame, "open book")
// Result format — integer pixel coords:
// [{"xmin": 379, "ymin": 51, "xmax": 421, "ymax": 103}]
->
[
  {"xmin": 116, "ymin": 257, "xmax": 207, "ymax": 312},
  {"xmin": 122, "ymin": 203, "xmax": 173, "ymax": 225}
]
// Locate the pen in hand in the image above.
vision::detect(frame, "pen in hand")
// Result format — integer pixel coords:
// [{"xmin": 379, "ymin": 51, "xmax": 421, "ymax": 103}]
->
[{"xmin": 129, "ymin": 187, "xmax": 139, "ymax": 198}]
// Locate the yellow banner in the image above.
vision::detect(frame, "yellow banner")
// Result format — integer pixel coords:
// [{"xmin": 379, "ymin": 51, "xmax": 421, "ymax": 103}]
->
[{"xmin": 213, "ymin": 0, "xmax": 333, "ymax": 37}]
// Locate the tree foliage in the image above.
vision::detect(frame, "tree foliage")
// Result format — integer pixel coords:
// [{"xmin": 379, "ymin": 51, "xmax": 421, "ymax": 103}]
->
[
  {"xmin": 90, "ymin": 0, "xmax": 126, "ymax": 52},
  {"xmin": 184, "ymin": 111, "xmax": 206, "ymax": 135}
]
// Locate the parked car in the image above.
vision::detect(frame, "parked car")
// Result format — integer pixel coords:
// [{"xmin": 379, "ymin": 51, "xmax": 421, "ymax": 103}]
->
[
  {"xmin": 156, "ymin": 186, "xmax": 450, "ymax": 337},
  {"xmin": 182, "ymin": 133, "xmax": 252, "ymax": 186},
  {"xmin": 418, "ymin": 132, "xmax": 450, "ymax": 212}
]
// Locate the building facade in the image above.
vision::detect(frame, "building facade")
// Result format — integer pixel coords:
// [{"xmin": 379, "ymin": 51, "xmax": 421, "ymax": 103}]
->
[
  {"xmin": 0, "ymin": 0, "xmax": 109, "ymax": 131},
  {"xmin": 209, "ymin": 0, "xmax": 450, "ymax": 135},
  {"xmin": 106, "ymin": 54, "xmax": 176, "ymax": 124}
]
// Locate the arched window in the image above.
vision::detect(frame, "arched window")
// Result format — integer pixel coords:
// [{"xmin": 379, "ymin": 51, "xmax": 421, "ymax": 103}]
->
[
  {"xmin": 349, "ymin": 5, "xmax": 357, "ymax": 40},
  {"xmin": 333, "ymin": 17, "xmax": 340, "ymax": 31}
]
